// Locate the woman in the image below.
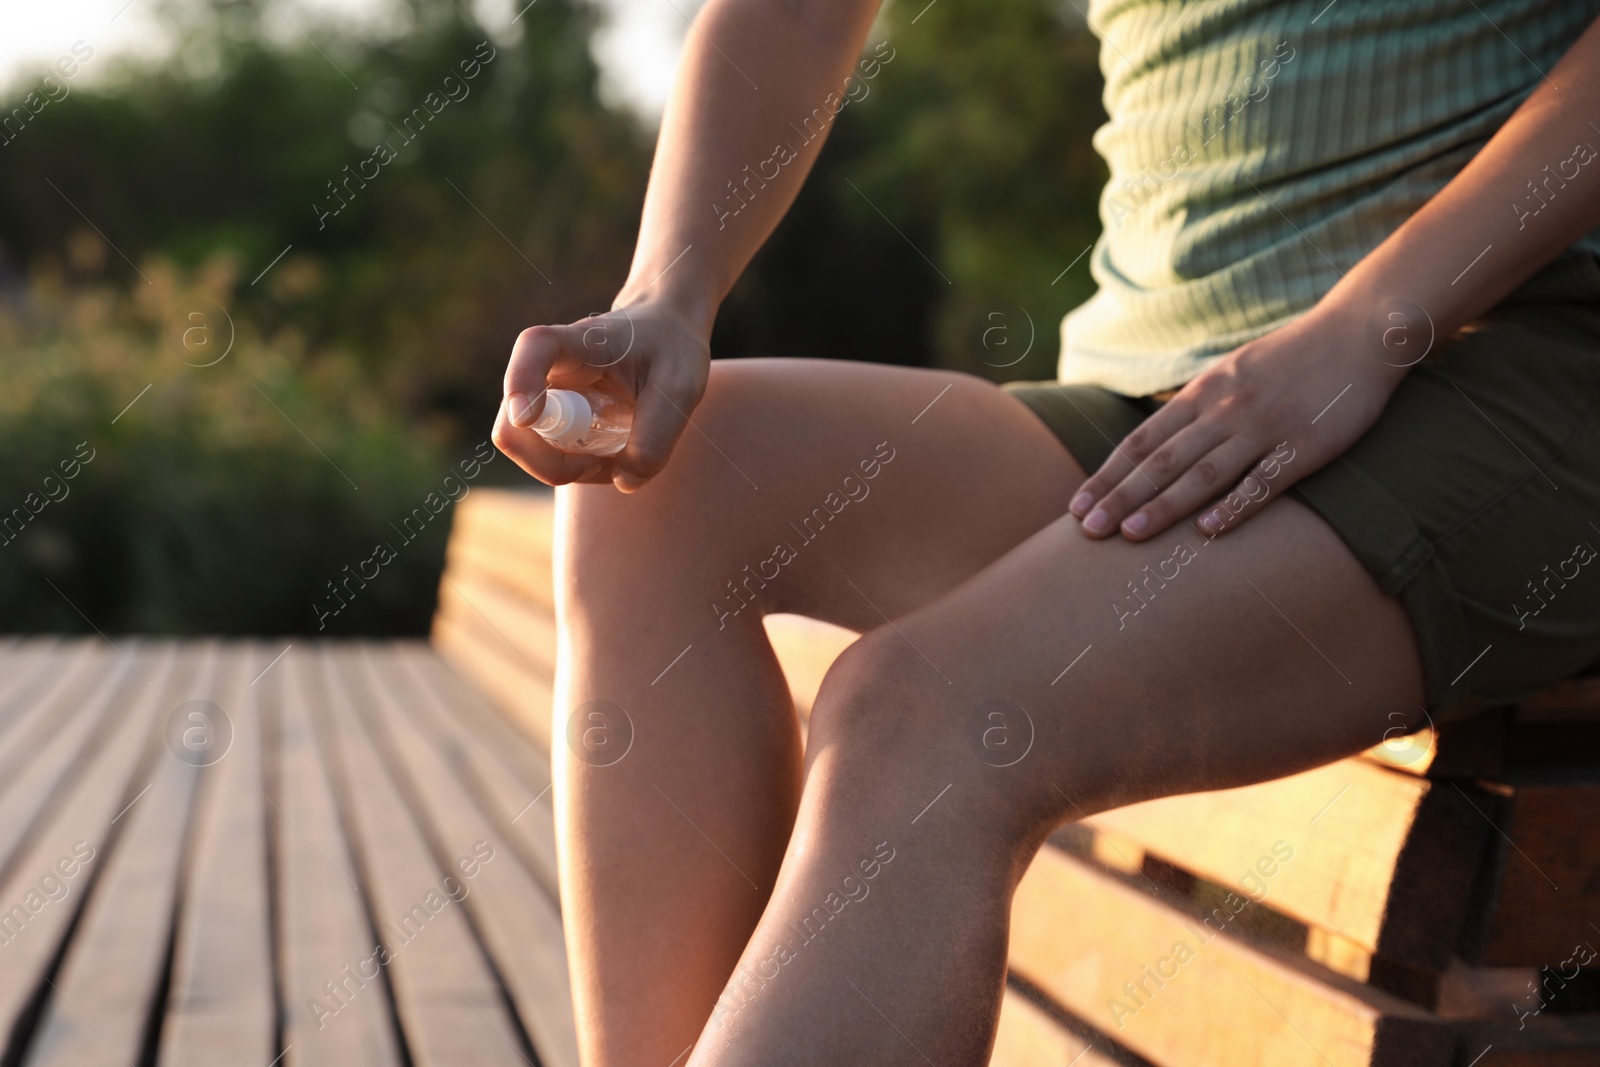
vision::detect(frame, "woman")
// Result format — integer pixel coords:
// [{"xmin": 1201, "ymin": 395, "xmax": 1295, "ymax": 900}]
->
[{"xmin": 491, "ymin": 1, "xmax": 1600, "ymax": 1062}]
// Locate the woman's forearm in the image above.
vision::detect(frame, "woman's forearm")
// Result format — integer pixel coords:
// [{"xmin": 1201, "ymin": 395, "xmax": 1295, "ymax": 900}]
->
[
  {"xmin": 1318, "ymin": 15, "xmax": 1600, "ymax": 363},
  {"xmin": 613, "ymin": 0, "xmax": 883, "ymax": 333}
]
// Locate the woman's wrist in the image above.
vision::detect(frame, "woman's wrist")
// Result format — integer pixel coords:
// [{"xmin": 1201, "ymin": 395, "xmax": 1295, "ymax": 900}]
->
[
  {"xmin": 1296, "ymin": 282, "xmax": 1427, "ymax": 393},
  {"xmin": 611, "ymin": 278, "xmax": 720, "ymax": 339}
]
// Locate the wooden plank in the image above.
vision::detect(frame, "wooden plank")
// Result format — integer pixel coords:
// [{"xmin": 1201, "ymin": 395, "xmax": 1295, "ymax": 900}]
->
[
  {"xmin": 272, "ymin": 649, "xmax": 403, "ymax": 1067},
  {"xmin": 990, "ymin": 988, "xmax": 1127, "ymax": 1067},
  {"xmin": 0, "ymin": 646, "xmax": 135, "ymax": 873},
  {"xmin": 450, "ymin": 490, "xmax": 555, "ymax": 561},
  {"xmin": 1453, "ymin": 1016, "xmax": 1600, "ymax": 1067},
  {"xmin": 0, "ymin": 643, "xmax": 177, "ymax": 1060},
  {"xmin": 435, "ymin": 569, "xmax": 557, "ymax": 680},
  {"xmin": 443, "ymin": 534, "xmax": 554, "ymax": 614},
  {"xmin": 1468, "ymin": 781, "xmax": 1600, "ymax": 965},
  {"xmin": 312, "ymin": 645, "xmax": 526, "ymax": 1067},
  {"xmin": 0, "ymin": 641, "xmax": 118, "ymax": 804},
  {"xmin": 1516, "ymin": 676, "xmax": 1600, "ymax": 719},
  {"xmin": 385, "ymin": 646, "xmax": 561, "ymax": 912},
  {"xmin": 23, "ymin": 644, "xmax": 221, "ymax": 1067},
  {"xmin": 1085, "ymin": 756, "xmax": 1488, "ymax": 973},
  {"xmin": 355, "ymin": 643, "xmax": 579, "ymax": 1067},
  {"xmin": 1008, "ymin": 844, "xmax": 1453, "ymax": 1067},
  {"xmin": 158, "ymin": 641, "xmax": 275, "ymax": 1067},
  {"xmin": 0, "ymin": 637, "xmax": 69, "ymax": 740},
  {"xmin": 1433, "ymin": 959, "xmax": 1540, "ymax": 1019},
  {"xmin": 400, "ymin": 642, "xmax": 552, "ymax": 791},
  {"xmin": 431, "ymin": 609, "xmax": 553, "ymax": 749}
]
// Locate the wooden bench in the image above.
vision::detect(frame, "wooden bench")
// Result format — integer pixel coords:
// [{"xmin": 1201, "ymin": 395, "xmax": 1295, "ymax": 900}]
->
[{"xmin": 435, "ymin": 488, "xmax": 1600, "ymax": 1067}]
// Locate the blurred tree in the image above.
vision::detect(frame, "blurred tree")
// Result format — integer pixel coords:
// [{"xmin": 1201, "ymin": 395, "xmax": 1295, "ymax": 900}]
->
[
  {"xmin": 0, "ymin": 0, "xmax": 1108, "ymax": 634},
  {"xmin": 0, "ymin": 0, "xmax": 650, "ymax": 438},
  {"xmin": 718, "ymin": 0, "xmax": 1107, "ymax": 382}
]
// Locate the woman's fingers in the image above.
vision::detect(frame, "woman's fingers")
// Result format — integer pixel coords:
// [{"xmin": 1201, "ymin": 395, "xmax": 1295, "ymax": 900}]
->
[
  {"xmin": 612, "ymin": 370, "xmax": 703, "ymax": 492},
  {"xmin": 502, "ymin": 323, "xmax": 591, "ymax": 429},
  {"xmin": 1193, "ymin": 440, "xmax": 1302, "ymax": 538},
  {"xmin": 495, "ymin": 306, "xmax": 711, "ymax": 491},
  {"xmin": 495, "ymin": 321, "xmax": 623, "ymax": 484},
  {"xmin": 1076, "ymin": 416, "xmax": 1224, "ymax": 538},
  {"xmin": 1069, "ymin": 400, "xmax": 1199, "ymax": 523},
  {"xmin": 492, "ymin": 396, "xmax": 612, "ymax": 486},
  {"xmin": 1115, "ymin": 437, "xmax": 1265, "ymax": 540}
]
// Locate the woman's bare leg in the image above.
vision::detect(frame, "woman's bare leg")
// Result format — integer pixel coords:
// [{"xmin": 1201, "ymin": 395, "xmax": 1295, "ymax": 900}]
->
[
  {"xmin": 554, "ymin": 358, "xmax": 1081, "ymax": 1065},
  {"xmin": 683, "ymin": 473, "xmax": 1427, "ymax": 1064}
]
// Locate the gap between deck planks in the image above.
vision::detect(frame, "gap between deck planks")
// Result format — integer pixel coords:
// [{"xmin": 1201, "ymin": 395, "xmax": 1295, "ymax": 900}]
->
[{"xmin": 0, "ymin": 638, "xmax": 575, "ymax": 1067}]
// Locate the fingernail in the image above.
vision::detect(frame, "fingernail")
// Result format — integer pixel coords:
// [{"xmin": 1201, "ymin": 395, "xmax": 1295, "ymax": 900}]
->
[
  {"xmin": 1069, "ymin": 491, "xmax": 1094, "ymax": 517},
  {"xmin": 1200, "ymin": 510, "xmax": 1223, "ymax": 536},
  {"xmin": 1123, "ymin": 512, "xmax": 1148, "ymax": 536},
  {"xmin": 615, "ymin": 470, "xmax": 645, "ymax": 493},
  {"xmin": 507, "ymin": 392, "xmax": 534, "ymax": 427},
  {"xmin": 1083, "ymin": 509, "xmax": 1111, "ymax": 535}
]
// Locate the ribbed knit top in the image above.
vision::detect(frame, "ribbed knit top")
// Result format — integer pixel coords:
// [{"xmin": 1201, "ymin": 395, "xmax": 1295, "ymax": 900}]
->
[{"xmin": 1059, "ymin": 0, "xmax": 1600, "ymax": 395}]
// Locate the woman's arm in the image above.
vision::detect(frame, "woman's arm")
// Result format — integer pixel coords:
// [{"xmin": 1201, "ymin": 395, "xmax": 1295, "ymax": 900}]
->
[
  {"xmin": 1335, "ymin": 24, "xmax": 1600, "ymax": 342},
  {"xmin": 493, "ymin": 0, "xmax": 883, "ymax": 491},
  {"xmin": 616, "ymin": 0, "xmax": 883, "ymax": 333},
  {"xmin": 1071, "ymin": 14, "xmax": 1600, "ymax": 541}
]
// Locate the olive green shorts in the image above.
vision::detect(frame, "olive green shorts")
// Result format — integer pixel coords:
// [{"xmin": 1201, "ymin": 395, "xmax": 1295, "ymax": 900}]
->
[{"xmin": 1005, "ymin": 251, "xmax": 1600, "ymax": 721}]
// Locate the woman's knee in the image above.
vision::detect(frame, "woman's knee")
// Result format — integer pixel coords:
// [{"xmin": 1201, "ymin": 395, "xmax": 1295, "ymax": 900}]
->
[
  {"xmin": 557, "ymin": 365, "xmax": 783, "ymax": 624},
  {"xmin": 804, "ymin": 629, "xmax": 1059, "ymax": 850}
]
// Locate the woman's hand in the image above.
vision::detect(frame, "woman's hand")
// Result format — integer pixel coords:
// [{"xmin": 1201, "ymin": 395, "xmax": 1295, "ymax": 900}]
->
[
  {"xmin": 491, "ymin": 297, "xmax": 711, "ymax": 492},
  {"xmin": 1068, "ymin": 306, "xmax": 1411, "ymax": 541}
]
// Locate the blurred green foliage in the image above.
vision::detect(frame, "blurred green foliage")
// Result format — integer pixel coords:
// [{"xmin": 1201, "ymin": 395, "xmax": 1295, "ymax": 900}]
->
[
  {"xmin": 720, "ymin": 0, "xmax": 1107, "ymax": 377},
  {"xmin": 0, "ymin": 263, "xmax": 463, "ymax": 634},
  {"xmin": 0, "ymin": 0, "xmax": 1106, "ymax": 635}
]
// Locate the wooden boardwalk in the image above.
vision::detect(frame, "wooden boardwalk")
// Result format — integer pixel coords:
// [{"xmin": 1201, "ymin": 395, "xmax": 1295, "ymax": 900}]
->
[{"xmin": 0, "ymin": 637, "xmax": 576, "ymax": 1067}]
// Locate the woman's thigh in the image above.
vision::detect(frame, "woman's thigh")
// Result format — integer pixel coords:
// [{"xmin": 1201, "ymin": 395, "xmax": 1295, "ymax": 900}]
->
[
  {"xmin": 802, "ymin": 489, "xmax": 1430, "ymax": 841},
  {"xmin": 559, "ymin": 356, "xmax": 1086, "ymax": 640}
]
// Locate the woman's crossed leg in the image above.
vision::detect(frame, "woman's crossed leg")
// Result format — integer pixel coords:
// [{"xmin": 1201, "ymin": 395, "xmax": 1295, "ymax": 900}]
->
[{"xmin": 553, "ymin": 357, "xmax": 1424, "ymax": 1066}]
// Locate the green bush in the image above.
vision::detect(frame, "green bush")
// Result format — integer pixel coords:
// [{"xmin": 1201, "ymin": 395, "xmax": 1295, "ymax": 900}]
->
[{"xmin": 0, "ymin": 261, "xmax": 494, "ymax": 635}]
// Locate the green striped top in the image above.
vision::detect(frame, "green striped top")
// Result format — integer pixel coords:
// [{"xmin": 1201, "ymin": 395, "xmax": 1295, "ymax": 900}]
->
[{"xmin": 1059, "ymin": 0, "xmax": 1600, "ymax": 396}]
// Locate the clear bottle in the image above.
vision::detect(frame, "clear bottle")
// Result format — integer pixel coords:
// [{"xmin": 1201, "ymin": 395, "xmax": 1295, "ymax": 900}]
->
[{"xmin": 529, "ymin": 388, "xmax": 632, "ymax": 456}]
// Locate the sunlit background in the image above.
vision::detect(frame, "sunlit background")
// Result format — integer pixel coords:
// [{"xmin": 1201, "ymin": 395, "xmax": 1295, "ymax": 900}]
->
[
  {"xmin": 1, "ymin": 0, "xmax": 687, "ymax": 119},
  {"xmin": 0, "ymin": 0, "xmax": 1106, "ymax": 636}
]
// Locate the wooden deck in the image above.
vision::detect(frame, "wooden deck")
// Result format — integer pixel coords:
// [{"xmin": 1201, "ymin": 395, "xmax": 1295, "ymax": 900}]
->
[{"xmin": 0, "ymin": 637, "xmax": 576, "ymax": 1067}]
